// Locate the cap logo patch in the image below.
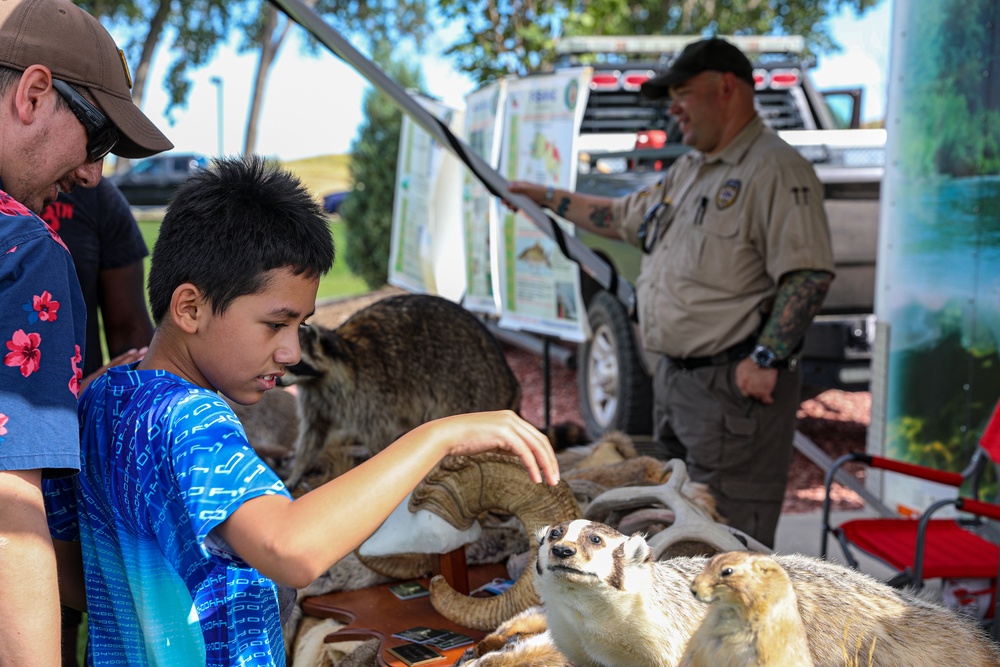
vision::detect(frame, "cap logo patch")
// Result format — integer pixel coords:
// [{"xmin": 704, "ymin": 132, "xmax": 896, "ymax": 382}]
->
[
  {"xmin": 716, "ymin": 179, "xmax": 741, "ymax": 209},
  {"xmin": 118, "ymin": 49, "xmax": 133, "ymax": 89}
]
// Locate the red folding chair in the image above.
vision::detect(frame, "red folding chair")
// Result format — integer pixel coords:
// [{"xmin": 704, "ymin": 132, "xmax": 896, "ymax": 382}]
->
[{"xmin": 820, "ymin": 399, "xmax": 1000, "ymax": 628}]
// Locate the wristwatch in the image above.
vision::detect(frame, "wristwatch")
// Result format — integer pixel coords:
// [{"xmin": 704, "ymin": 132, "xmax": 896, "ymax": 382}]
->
[
  {"xmin": 544, "ymin": 186, "xmax": 555, "ymax": 203},
  {"xmin": 750, "ymin": 344, "xmax": 778, "ymax": 369}
]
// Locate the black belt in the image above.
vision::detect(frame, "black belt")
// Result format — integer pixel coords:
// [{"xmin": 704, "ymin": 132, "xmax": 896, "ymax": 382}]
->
[{"xmin": 667, "ymin": 338, "xmax": 758, "ymax": 371}]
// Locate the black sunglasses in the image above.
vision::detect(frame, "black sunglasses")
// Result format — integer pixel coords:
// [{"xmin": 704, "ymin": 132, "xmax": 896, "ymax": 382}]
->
[
  {"xmin": 637, "ymin": 201, "xmax": 668, "ymax": 254},
  {"xmin": 51, "ymin": 78, "xmax": 119, "ymax": 163}
]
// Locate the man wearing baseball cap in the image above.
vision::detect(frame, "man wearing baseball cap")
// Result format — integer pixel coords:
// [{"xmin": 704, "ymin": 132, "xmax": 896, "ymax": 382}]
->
[
  {"xmin": 511, "ymin": 37, "xmax": 835, "ymax": 547},
  {"xmin": 0, "ymin": 0, "xmax": 171, "ymax": 662}
]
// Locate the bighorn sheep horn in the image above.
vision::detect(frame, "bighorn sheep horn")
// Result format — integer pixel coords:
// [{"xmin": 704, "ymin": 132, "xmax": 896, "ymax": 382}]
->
[
  {"xmin": 409, "ymin": 452, "xmax": 581, "ymax": 631},
  {"xmin": 584, "ymin": 459, "xmax": 751, "ymax": 559}
]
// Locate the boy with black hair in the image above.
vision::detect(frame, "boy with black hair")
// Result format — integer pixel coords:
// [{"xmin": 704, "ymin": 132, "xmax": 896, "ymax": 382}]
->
[{"xmin": 45, "ymin": 155, "xmax": 559, "ymax": 666}]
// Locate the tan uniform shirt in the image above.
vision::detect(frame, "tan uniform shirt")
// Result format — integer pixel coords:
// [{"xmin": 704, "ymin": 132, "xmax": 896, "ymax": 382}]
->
[{"xmin": 612, "ymin": 116, "xmax": 835, "ymax": 358}]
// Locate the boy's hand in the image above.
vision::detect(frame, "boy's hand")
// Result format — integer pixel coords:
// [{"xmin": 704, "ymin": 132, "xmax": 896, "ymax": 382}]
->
[{"xmin": 429, "ymin": 411, "xmax": 560, "ymax": 486}]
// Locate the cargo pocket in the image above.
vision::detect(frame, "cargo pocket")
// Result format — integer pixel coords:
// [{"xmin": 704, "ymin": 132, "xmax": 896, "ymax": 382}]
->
[
  {"xmin": 717, "ymin": 412, "xmax": 758, "ymax": 473},
  {"xmin": 680, "ymin": 409, "xmax": 758, "ymax": 479}
]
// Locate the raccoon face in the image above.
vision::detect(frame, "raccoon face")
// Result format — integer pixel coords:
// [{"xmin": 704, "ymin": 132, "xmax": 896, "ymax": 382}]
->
[
  {"xmin": 535, "ymin": 520, "xmax": 648, "ymax": 590},
  {"xmin": 278, "ymin": 324, "xmax": 324, "ymax": 385}
]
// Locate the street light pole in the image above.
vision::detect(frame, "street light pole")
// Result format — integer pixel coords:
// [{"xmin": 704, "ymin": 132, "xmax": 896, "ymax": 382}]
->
[{"xmin": 210, "ymin": 76, "xmax": 224, "ymax": 157}]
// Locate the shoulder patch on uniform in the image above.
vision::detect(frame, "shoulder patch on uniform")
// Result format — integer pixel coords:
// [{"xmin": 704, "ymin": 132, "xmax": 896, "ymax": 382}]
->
[{"xmin": 716, "ymin": 179, "xmax": 741, "ymax": 209}]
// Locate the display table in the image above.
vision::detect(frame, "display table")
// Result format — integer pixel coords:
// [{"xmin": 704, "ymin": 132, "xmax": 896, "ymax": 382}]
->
[{"xmin": 301, "ymin": 550, "xmax": 507, "ymax": 667}]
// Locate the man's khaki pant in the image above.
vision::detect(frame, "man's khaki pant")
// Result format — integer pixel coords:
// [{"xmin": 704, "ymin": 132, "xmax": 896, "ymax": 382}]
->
[{"xmin": 651, "ymin": 354, "xmax": 802, "ymax": 548}]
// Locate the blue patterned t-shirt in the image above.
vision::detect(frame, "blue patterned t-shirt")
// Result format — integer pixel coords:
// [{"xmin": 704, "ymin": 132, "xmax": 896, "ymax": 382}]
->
[{"xmin": 45, "ymin": 365, "xmax": 292, "ymax": 666}]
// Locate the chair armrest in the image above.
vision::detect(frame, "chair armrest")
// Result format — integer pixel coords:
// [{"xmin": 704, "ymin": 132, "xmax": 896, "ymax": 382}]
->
[
  {"xmin": 864, "ymin": 455, "xmax": 964, "ymax": 487},
  {"xmin": 957, "ymin": 497, "xmax": 1000, "ymax": 522},
  {"xmin": 912, "ymin": 496, "xmax": 1000, "ymax": 583}
]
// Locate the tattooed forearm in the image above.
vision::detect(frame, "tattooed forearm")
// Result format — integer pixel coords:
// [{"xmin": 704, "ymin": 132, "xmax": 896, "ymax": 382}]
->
[
  {"xmin": 556, "ymin": 196, "xmax": 571, "ymax": 217},
  {"xmin": 588, "ymin": 204, "xmax": 613, "ymax": 228},
  {"xmin": 758, "ymin": 270, "xmax": 834, "ymax": 358}
]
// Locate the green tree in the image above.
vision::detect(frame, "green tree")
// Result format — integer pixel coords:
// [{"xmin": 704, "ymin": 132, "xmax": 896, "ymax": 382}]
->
[
  {"xmin": 75, "ymin": 0, "xmax": 238, "ymax": 123},
  {"xmin": 895, "ymin": 0, "xmax": 1000, "ymax": 177},
  {"xmin": 439, "ymin": 0, "xmax": 884, "ymax": 84},
  {"xmin": 238, "ymin": 0, "xmax": 431, "ymax": 154},
  {"xmin": 338, "ymin": 58, "xmax": 425, "ymax": 289}
]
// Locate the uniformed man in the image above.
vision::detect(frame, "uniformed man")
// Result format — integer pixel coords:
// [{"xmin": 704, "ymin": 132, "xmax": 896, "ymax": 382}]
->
[{"xmin": 510, "ymin": 37, "xmax": 835, "ymax": 547}]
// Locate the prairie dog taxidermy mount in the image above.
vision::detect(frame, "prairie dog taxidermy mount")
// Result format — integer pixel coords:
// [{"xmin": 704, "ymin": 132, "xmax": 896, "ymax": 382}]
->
[{"xmin": 681, "ymin": 551, "xmax": 814, "ymax": 667}]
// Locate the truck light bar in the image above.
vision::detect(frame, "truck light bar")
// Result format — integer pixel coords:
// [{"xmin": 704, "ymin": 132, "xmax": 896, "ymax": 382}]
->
[
  {"xmin": 589, "ymin": 69, "xmax": 654, "ymax": 92},
  {"xmin": 768, "ymin": 68, "xmax": 802, "ymax": 89},
  {"xmin": 621, "ymin": 70, "xmax": 654, "ymax": 91},
  {"xmin": 555, "ymin": 34, "xmax": 806, "ymax": 56},
  {"xmin": 590, "ymin": 71, "xmax": 621, "ymax": 91},
  {"xmin": 752, "ymin": 68, "xmax": 768, "ymax": 90}
]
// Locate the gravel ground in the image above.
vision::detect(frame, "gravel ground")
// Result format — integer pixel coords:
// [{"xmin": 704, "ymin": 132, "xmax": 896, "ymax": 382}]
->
[{"xmin": 315, "ymin": 289, "xmax": 870, "ymax": 515}]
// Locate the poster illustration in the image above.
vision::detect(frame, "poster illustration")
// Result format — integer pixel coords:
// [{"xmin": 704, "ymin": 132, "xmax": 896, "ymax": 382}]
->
[
  {"xmin": 870, "ymin": 0, "xmax": 1000, "ymax": 514},
  {"xmin": 388, "ymin": 95, "xmax": 466, "ymax": 301},
  {"xmin": 496, "ymin": 68, "xmax": 592, "ymax": 342},
  {"xmin": 462, "ymin": 81, "xmax": 506, "ymax": 315}
]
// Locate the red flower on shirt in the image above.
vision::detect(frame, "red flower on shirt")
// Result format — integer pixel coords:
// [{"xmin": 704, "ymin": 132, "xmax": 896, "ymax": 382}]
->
[
  {"xmin": 0, "ymin": 413, "xmax": 8, "ymax": 437},
  {"xmin": 33, "ymin": 291, "xmax": 60, "ymax": 322},
  {"xmin": 0, "ymin": 191, "xmax": 30, "ymax": 217},
  {"xmin": 69, "ymin": 345, "xmax": 83, "ymax": 397},
  {"xmin": 4, "ymin": 330, "xmax": 41, "ymax": 377}
]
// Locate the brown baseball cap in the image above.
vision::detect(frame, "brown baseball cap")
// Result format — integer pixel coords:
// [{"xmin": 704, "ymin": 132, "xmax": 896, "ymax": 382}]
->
[
  {"xmin": 0, "ymin": 0, "xmax": 172, "ymax": 158},
  {"xmin": 641, "ymin": 37, "xmax": 755, "ymax": 100}
]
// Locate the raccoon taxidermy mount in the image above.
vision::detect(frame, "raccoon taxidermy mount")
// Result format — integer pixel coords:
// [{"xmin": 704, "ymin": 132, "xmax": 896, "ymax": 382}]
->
[{"xmin": 281, "ymin": 294, "xmax": 522, "ymax": 489}]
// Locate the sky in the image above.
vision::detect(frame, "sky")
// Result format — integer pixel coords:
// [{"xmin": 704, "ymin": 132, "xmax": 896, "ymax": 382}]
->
[{"xmin": 121, "ymin": 0, "xmax": 894, "ymax": 164}]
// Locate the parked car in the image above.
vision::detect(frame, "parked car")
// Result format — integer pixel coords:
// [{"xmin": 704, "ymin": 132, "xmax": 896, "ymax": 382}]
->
[{"xmin": 108, "ymin": 152, "xmax": 209, "ymax": 206}]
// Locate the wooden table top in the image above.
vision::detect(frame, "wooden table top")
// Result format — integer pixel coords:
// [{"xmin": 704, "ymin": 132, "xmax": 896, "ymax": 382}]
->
[{"xmin": 301, "ymin": 563, "xmax": 508, "ymax": 667}]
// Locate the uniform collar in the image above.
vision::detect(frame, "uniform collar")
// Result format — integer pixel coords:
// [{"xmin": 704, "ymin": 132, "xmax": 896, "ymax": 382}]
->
[{"xmin": 702, "ymin": 114, "xmax": 766, "ymax": 166}]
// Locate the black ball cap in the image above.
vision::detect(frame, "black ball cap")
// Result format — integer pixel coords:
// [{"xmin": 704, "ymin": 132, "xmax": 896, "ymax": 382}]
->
[{"xmin": 640, "ymin": 37, "xmax": 755, "ymax": 100}]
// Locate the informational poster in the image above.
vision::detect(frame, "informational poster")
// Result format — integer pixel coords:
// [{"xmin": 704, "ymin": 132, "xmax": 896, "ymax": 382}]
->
[
  {"xmin": 496, "ymin": 68, "xmax": 592, "ymax": 342},
  {"xmin": 462, "ymin": 81, "xmax": 506, "ymax": 315},
  {"xmin": 388, "ymin": 95, "xmax": 466, "ymax": 302},
  {"xmin": 868, "ymin": 0, "xmax": 1000, "ymax": 515}
]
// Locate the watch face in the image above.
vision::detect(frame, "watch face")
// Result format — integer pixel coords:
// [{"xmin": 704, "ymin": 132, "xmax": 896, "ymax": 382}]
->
[{"xmin": 752, "ymin": 346, "xmax": 775, "ymax": 368}]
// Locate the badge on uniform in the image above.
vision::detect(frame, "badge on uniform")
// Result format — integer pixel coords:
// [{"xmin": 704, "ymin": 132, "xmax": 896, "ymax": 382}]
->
[{"xmin": 716, "ymin": 179, "xmax": 741, "ymax": 209}]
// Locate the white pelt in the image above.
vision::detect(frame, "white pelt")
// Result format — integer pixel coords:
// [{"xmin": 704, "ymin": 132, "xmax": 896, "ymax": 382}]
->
[{"xmin": 284, "ymin": 553, "xmax": 393, "ymax": 658}]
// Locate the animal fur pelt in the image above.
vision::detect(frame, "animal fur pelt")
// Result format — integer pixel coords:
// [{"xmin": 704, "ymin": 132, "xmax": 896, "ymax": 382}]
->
[
  {"xmin": 455, "ymin": 606, "xmax": 571, "ymax": 667},
  {"xmin": 284, "ymin": 553, "xmax": 394, "ymax": 658},
  {"xmin": 290, "ymin": 616, "xmax": 379, "ymax": 667}
]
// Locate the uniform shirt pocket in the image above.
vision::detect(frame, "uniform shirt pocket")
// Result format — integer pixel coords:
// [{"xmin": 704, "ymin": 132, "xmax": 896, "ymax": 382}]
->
[{"xmin": 674, "ymin": 204, "xmax": 746, "ymax": 285}]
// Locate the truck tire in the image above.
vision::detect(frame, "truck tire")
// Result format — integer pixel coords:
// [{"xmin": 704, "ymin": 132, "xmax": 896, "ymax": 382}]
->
[{"xmin": 577, "ymin": 290, "xmax": 653, "ymax": 437}]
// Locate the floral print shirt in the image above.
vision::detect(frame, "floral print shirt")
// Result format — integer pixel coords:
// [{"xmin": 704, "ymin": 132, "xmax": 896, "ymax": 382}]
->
[{"xmin": 0, "ymin": 190, "xmax": 85, "ymax": 476}]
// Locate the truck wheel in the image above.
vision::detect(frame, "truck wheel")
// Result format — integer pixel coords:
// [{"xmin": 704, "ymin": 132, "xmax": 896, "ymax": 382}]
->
[{"xmin": 577, "ymin": 290, "xmax": 653, "ymax": 437}]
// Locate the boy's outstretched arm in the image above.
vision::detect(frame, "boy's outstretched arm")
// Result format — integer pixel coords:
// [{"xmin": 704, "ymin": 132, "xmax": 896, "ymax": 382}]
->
[{"xmin": 216, "ymin": 410, "xmax": 559, "ymax": 589}]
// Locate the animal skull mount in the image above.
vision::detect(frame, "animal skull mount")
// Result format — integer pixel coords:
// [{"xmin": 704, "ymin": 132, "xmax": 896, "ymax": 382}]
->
[{"xmin": 583, "ymin": 459, "xmax": 756, "ymax": 559}]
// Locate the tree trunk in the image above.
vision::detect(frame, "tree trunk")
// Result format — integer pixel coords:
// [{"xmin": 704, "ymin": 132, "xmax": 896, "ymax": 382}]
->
[
  {"xmin": 115, "ymin": 0, "xmax": 171, "ymax": 173},
  {"xmin": 243, "ymin": 6, "xmax": 290, "ymax": 155}
]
